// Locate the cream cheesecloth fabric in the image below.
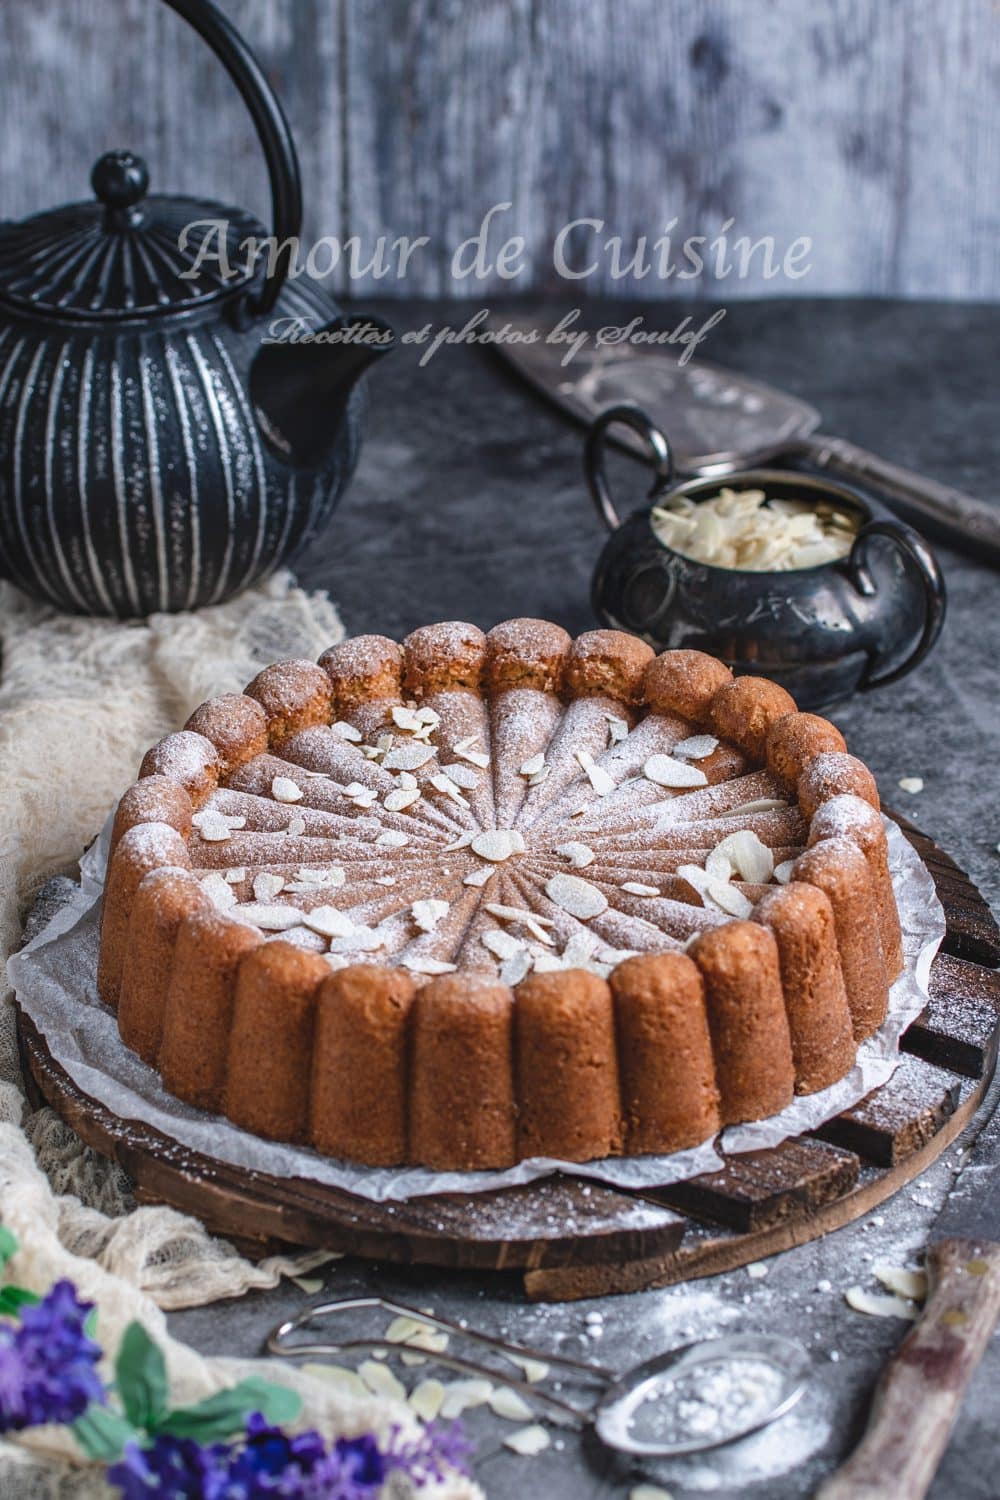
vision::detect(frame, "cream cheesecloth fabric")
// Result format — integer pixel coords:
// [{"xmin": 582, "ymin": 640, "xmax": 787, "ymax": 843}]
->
[{"xmin": 0, "ymin": 577, "xmax": 481, "ymax": 1499}]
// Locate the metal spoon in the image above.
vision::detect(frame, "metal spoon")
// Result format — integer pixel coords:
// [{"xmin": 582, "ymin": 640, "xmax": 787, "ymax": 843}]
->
[{"xmin": 266, "ymin": 1296, "xmax": 809, "ymax": 1458}]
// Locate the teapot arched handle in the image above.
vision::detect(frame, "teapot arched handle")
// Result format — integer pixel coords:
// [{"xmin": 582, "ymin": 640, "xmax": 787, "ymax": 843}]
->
[
  {"xmin": 164, "ymin": 0, "xmax": 302, "ymax": 318},
  {"xmin": 585, "ymin": 405, "xmax": 675, "ymax": 532},
  {"xmin": 847, "ymin": 518, "xmax": 947, "ymax": 689}
]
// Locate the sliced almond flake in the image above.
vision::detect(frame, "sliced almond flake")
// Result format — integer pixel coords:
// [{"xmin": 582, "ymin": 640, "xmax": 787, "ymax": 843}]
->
[
  {"xmin": 383, "ymin": 743, "xmax": 436, "ymax": 772},
  {"xmin": 556, "ymin": 841, "xmax": 595, "ymax": 868},
  {"xmin": 375, "ymin": 875, "xmax": 396, "ymax": 886},
  {"xmin": 415, "ymin": 705, "xmax": 441, "ymax": 729},
  {"xmin": 490, "ymin": 1387, "xmax": 534, "ymax": 1422},
  {"xmin": 442, "ymin": 761, "xmax": 480, "ymax": 789},
  {"xmin": 705, "ymin": 878, "xmax": 753, "ymax": 918},
  {"xmin": 561, "ymin": 932, "xmax": 599, "ymax": 967},
  {"xmin": 329, "ymin": 926, "xmax": 385, "ymax": 954},
  {"xmin": 271, "ymin": 776, "xmax": 303, "ymax": 803},
  {"xmin": 193, "ymin": 812, "xmax": 236, "ymax": 843},
  {"xmin": 485, "ymin": 903, "xmax": 555, "ymax": 929},
  {"xmin": 773, "ymin": 859, "xmax": 796, "ymax": 885},
  {"xmin": 519, "ymin": 752, "xmax": 546, "ymax": 777},
  {"xmin": 285, "ymin": 814, "xmax": 307, "ymax": 837},
  {"xmin": 545, "ymin": 872, "xmax": 608, "ymax": 920},
  {"xmin": 296, "ymin": 865, "xmax": 345, "ymax": 888},
  {"xmin": 201, "ymin": 873, "xmax": 237, "ymax": 909},
  {"xmin": 471, "ymin": 829, "xmax": 525, "ymax": 863},
  {"xmin": 605, "ymin": 714, "xmax": 629, "ymax": 745},
  {"xmin": 398, "ymin": 770, "xmax": 418, "ymax": 789},
  {"xmin": 331, "ymin": 721, "xmax": 362, "ymax": 742},
  {"xmin": 403, "ymin": 957, "xmax": 458, "ymax": 976},
  {"xmin": 224, "ymin": 867, "xmax": 245, "ymax": 883},
  {"xmin": 464, "ymin": 867, "xmax": 495, "ymax": 887},
  {"xmin": 452, "ymin": 737, "xmax": 491, "ymax": 769},
  {"xmin": 532, "ymin": 952, "xmax": 565, "ymax": 974},
  {"xmin": 503, "ymin": 1425, "xmax": 551, "ymax": 1456},
  {"xmin": 401, "ymin": 1352, "xmax": 427, "ymax": 1367},
  {"xmin": 500, "ymin": 950, "xmax": 534, "ymax": 986},
  {"xmin": 385, "ymin": 787, "xmax": 420, "ymax": 812},
  {"xmin": 253, "ymin": 873, "xmax": 286, "ymax": 901},
  {"xmin": 440, "ymin": 1378, "xmax": 496, "ymax": 1420},
  {"xmin": 192, "ymin": 809, "xmax": 245, "ymax": 832},
  {"xmin": 301, "ymin": 906, "xmax": 355, "ymax": 939},
  {"xmin": 726, "ymin": 797, "xmax": 789, "ymax": 816},
  {"xmin": 705, "ymin": 848, "xmax": 733, "ymax": 880},
  {"xmin": 360, "ymin": 745, "xmax": 383, "ymax": 760},
  {"xmin": 672, "ymin": 733, "xmax": 719, "ymax": 759},
  {"xmin": 428, "ymin": 772, "xmax": 469, "ymax": 807},
  {"xmin": 845, "ymin": 1287, "xmax": 918, "ymax": 1321},
  {"xmin": 376, "ymin": 830, "xmax": 410, "ymax": 849},
  {"xmin": 506, "ymin": 1355, "xmax": 550, "ymax": 1384},
  {"xmin": 236, "ymin": 903, "xmax": 301, "ymax": 931},
  {"xmin": 385, "ymin": 1314, "xmax": 442, "ymax": 1346},
  {"xmin": 358, "ymin": 1359, "xmax": 406, "ymax": 1402},
  {"xmin": 409, "ymin": 1378, "xmax": 446, "ymax": 1423},
  {"xmin": 443, "ymin": 831, "xmax": 474, "ymax": 852},
  {"xmin": 482, "ymin": 930, "xmax": 524, "ymax": 961},
  {"xmin": 710, "ymin": 829, "xmax": 775, "ymax": 883},
  {"xmin": 898, "ymin": 776, "xmax": 924, "ymax": 794},
  {"xmin": 643, "ymin": 754, "xmax": 708, "ymax": 789},
  {"xmin": 377, "ymin": 733, "xmax": 394, "ymax": 751},
  {"xmin": 874, "ymin": 1263, "xmax": 928, "ymax": 1302},
  {"xmin": 527, "ymin": 766, "xmax": 550, "ymax": 787},
  {"xmin": 412, "ymin": 898, "xmax": 449, "ymax": 933},
  {"xmin": 576, "ymin": 747, "xmax": 616, "ymax": 796},
  {"xmin": 622, "ymin": 881, "xmax": 658, "ymax": 896},
  {"xmin": 629, "ymin": 1483, "xmax": 675, "ymax": 1500},
  {"xmin": 391, "ymin": 705, "xmax": 424, "ymax": 731},
  {"xmin": 523, "ymin": 917, "xmax": 556, "ymax": 947},
  {"xmin": 324, "ymin": 953, "xmax": 350, "ymax": 971}
]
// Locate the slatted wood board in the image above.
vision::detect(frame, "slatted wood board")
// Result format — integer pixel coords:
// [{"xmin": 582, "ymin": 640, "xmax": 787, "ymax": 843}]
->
[{"xmin": 16, "ymin": 813, "xmax": 1000, "ymax": 1302}]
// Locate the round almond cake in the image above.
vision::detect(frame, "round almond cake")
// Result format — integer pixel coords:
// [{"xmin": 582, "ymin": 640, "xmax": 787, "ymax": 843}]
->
[{"xmin": 98, "ymin": 620, "xmax": 903, "ymax": 1171}]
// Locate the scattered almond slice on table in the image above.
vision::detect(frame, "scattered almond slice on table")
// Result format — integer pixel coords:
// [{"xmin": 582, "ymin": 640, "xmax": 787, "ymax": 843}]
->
[
  {"xmin": 409, "ymin": 1378, "xmax": 446, "ymax": 1422},
  {"xmin": 845, "ymin": 1286, "xmax": 919, "ymax": 1320},
  {"xmin": 873, "ymin": 1263, "xmax": 928, "ymax": 1301},
  {"xmin": 503, "ymin": 1425, "xmax": 551, "ymax": 1457},
  {"xmin": 898, "ymin": 776, "xmax": 924, "ymax": 794}
]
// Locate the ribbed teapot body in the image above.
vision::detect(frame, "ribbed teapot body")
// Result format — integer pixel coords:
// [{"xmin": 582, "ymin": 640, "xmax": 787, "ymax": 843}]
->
[{"xmin": 0, "ymin": 278, "xmax": 362, "ymax": 616}]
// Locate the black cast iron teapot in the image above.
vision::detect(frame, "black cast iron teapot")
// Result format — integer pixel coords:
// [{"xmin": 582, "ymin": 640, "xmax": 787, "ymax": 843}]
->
[
  {"xmin": 0, "ymin": 0, "xmax": 391, "ymax": 617},
  {"xmin": 586, "ymin": 405, "xmax": 946, "ymax": 709}
]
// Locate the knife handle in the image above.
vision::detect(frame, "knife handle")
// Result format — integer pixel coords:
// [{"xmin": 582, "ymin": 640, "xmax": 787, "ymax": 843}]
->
[
  {"xmin": 794, "ymin": 433, "xmax": 1000, "ymax": 568},
  {"xmin": 816, "ymin": 1237, "xmax": 1000, "ymax": 1500}
]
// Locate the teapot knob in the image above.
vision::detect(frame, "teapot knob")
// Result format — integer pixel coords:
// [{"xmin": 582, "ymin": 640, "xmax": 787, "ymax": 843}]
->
[{"xmin": 91, "ymin": 150, "xmax": 149, "ymax": 227}]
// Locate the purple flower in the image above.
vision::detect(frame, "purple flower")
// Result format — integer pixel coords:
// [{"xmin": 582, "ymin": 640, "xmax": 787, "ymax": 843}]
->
[
  {"xmin": 0, "ymin": 1280, "xmax": 104, "ymax": 1432},
  {"xmin": 107, "ymin": 1412, "xmax": 471, "ymax": 1499}
]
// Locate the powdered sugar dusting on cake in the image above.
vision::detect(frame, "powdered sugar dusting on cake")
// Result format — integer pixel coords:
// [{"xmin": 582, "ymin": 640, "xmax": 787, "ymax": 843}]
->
[{"xmin": 165, "ymin": 649, "xmax": 811, "ymax": 982}]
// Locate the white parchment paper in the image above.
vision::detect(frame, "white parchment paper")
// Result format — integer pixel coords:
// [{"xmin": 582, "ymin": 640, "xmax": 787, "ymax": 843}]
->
[{"xmin": 9, "ymin": 814, "xmax": 944, "ymax": 1202}]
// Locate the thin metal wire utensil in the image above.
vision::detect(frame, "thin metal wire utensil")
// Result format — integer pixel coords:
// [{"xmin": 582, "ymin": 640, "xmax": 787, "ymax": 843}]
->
[{"xmin": 266, "ymin": 1296, "xmax": 809, "ymax": 1458}]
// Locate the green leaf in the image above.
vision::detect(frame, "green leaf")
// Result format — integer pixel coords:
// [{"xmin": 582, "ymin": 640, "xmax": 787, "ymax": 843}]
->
[
  {"xmin": 156, "ymin": 1378, "xmax": 301, "ymax": 1442},
  {"xmin": 0, "ymin": 1286, "xmax": 41, "ymax": 1317},
  {"xmin": 84, "ymin": 1306, "xmax": 98, "ymax": 1339},
  {"xmin": 71, "ymin": 1404, "xmax": 138, "ymax": 1462},
  {"xmin": 115, "ymin": 1322, "xmax": 169, "ymax": 1432},
  {"xmin": 0, "ymin": 1225, "xmax": 18, "ymax": 1272}
]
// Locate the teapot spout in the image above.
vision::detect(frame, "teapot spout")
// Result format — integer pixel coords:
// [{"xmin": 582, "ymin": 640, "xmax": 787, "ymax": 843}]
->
[{"xmin": 250, "ymin": 313, "xmax": 394, "ymax": 467}]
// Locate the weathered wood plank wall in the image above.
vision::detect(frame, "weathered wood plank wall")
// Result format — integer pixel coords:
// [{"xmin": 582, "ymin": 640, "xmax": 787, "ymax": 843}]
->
[{"xmin": 2, "ymin": 0, "xmax": 998, "ymax": 299}]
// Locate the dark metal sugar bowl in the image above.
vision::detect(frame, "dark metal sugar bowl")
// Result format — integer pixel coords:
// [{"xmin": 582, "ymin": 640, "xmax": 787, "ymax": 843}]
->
[
  {"xmin": 0, "ymin": 0, "xmax": 392, "ymax": 618},
  {"xmin": 586, "ymin": 405, "xmax": 946, "ymax": 709}
]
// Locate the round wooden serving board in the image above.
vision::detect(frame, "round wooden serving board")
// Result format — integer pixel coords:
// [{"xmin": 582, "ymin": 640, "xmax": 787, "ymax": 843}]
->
[{"xmin": 16, "ymin": 813, "xmax": 1000, "ymax": 1302}]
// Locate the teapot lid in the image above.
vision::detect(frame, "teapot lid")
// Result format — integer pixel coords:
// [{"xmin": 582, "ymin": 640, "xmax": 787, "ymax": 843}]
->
[{"xmin": 0, "ymin": 151, "xmax": 266, "ymax": 322}]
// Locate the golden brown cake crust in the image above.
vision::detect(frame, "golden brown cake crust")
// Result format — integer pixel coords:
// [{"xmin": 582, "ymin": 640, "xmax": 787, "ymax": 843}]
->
[
  {"xmin": 244, "ymin": 660, "xmax": 333, "ymax": 743},
  {"xmin": 709, "ymin": 677, "xmax": 798, "ymax": 761},
  {"xmin": 485, "ymin": 618, "xmax": 571, "ymax": 693},
  {"xmin": 765, "ymin": 712, "xmax": 847, "ymax": 787},
  {"xmin": 564, "ymin": 630, "xmax": 653, "ymax": 706},
  {"xmin": 643, "ymin": 649, "xmax": 732, "ymax": 722},
  {"xmin": 797, "ymin": 751, "xmax": 880, "ymax": 821},
  {"xmin": 104, "ymin": 620, "xmax": 904, "ymax": 1173},
  {"xmin": 185, "ymin": 694, "xmax": 269, "ymax": 774},
  {"xmin": 320, "ymin": 635, "xmax": 404, "ymax": 713},
  {"xmin": 611, "ymin": 953, "xmax": 721, "ymax": 1153},
  {"xmin": 403, "ymin": 622, "xmax": 487, "ymax": 696}
]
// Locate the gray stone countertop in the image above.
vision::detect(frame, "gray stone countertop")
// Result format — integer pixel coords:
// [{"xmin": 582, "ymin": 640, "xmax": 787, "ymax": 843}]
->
[{"xmin": 171, "ymin": 297, "xmax": 1000, "ymax": 1498}]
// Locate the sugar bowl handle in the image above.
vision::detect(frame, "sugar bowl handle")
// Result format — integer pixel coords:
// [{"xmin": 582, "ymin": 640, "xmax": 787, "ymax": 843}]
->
[
  {"xmin": 585, "ymin": 405, "xmax": 675, "ymax": 532},
  {"xmin": 848, "ymin": 518, "xmax": 947, "ymax": 689}
]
